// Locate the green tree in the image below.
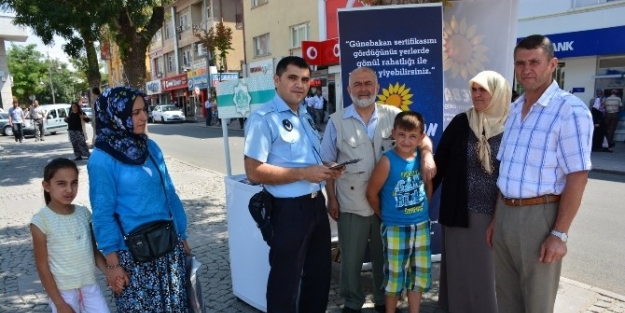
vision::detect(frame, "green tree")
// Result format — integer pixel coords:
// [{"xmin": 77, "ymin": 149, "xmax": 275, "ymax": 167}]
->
[
  {"xmin": 107, "ymin": 1, "xmax": 171, "ymax": 89},
  {"xmin": 1, "ymin": 0, "xmax": 170, "ymax": 91},
  {"xmin": 194, "ymin": 21, "xmax": 234, "ymax": 71},
  {"xmin": 7, "ymin": 44, "xmax": 47, "ymax": 104}
]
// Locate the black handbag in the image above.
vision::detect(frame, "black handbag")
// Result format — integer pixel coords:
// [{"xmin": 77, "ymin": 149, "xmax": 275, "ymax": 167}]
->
[{"xmin": 116, "ymin": 155, "xmax": 178, "ymax": 262}]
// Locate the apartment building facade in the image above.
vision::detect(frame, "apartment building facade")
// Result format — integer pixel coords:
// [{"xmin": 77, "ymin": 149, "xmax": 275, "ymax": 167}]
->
[{"xmin": 146, "ymin": 0, "xmax": 245, "ymax": 119}]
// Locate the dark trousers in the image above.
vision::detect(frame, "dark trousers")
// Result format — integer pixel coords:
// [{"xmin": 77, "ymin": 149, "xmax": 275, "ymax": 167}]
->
[
  {"xmin": 266, "ymin": 193, "xmax": 331, "ymax": 313},
  {"xmin": 12, "ymin": 123, "xmax": 24, "ymax": 141},
  {"xmin": 205, "ymin": 110, "xmax": 213, "ymax": 126}
]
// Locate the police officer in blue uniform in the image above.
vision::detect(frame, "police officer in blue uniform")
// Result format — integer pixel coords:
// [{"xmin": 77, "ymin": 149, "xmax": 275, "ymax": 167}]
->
[{"xmin": 244, "ymin": 56, "xmax": 344, "ymax": 313}]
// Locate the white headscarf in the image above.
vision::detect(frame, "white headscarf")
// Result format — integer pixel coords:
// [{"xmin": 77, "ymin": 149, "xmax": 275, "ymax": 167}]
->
[{"xmin": 466, "ymin": 71, "xmax": 511, "ymax": 174}]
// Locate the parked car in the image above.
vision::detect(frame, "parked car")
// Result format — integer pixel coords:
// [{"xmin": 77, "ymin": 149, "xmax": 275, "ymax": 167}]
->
[
  {"xmin": 23, "ymin": 104, "xmax": 71, "ymax": 136},
  {"xmin": 82, "ymin": 107, "xmax": 93, "ymax": 120},
  {"xmin": 151, "ymin": 104, "xmax": 186, "ymax": 123},
  {"xmin": 0, "ymin": 112, "xmax": 13, "ymax": 136}
]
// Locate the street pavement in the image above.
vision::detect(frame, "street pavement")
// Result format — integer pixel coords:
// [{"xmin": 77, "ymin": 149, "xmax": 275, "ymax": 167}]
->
[{"xmin": 1, "ymin": 131, "xmax": 624, "ymax": 313}]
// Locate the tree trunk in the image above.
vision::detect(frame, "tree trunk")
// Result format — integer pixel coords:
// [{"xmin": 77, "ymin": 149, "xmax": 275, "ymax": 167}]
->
[
  {"xmin": 120, "ymin": 34, "xmax": 148, "ymax": 90},
  {"xmin": 81, "ymin": 29, "xmax": 102, "ymax": 144}
]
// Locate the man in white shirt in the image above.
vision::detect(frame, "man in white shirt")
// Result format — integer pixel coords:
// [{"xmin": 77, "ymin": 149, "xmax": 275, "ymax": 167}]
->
[{"xmin": 314, "ymin": 89, "xmax": 326, "ymax": 125}]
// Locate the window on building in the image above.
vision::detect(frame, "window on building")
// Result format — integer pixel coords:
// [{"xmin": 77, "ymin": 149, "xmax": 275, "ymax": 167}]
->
[
  {"xmin": 206, "ymin": 6, "xmax": 212, "ymax": 23},
  {"xmin": 179, "ymin": 12, "xmax": 189, "ymax": 31},
  {"xmin": 253, "ymin": 33, "xmax": 270, "ymax": 57},
  {"xmin": 235, "ymin": 0, "xmax": 243, "ymax": 29},
  {"xmin": 291, "ymin": 23, "xmax": 308, "ymax": 48},
  {"xmin": 167, "ymin": 55, "xmax": 174, "ymax": 72},
  {"xmin": 165, "ymin": 20, "xmax": 172, "ymax": 39},
  {"xmin": 571, "ymin": 0, "xmax": 623, "ymax": 8},
  {"xmin": 252, "ymin": 0, "xmax": 268, "ymax": 8},
  {"xmin": 182, "ymin": 49, "xmax": 192, "ymax": 67},
  {"xmin": 152, "ymin": 28, "xmax": 162, "ymax": 43},
  {"xmin": 156, "ymin": 57, "xmax": 164, "ymax": 77}
]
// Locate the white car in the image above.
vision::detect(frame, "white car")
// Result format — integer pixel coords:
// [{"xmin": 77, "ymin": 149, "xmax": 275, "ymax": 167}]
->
[{"xmin": 151, "ymin": 104, "xmax": 186, "ymax": 123}]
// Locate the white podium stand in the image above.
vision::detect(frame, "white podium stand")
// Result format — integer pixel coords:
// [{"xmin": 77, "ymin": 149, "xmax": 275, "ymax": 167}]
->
[
  {"xmin": 225, "ymin": 175, "xmax": 338, "ymax": 312},
  {"xmin": 225, "ymin": 175, "xmax": 269, "ymax": 312}
]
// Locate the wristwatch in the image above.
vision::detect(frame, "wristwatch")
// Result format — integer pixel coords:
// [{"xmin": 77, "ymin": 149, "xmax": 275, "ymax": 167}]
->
[{"xmin": 550, "ymin": 229, "xmax": 568, "ymax": 243}]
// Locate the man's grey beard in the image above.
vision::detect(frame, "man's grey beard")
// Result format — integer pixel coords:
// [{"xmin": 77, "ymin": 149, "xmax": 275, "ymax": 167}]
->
[{"xmin": 350, "ymin": 94, "xmax": 376, "ymax": 108}]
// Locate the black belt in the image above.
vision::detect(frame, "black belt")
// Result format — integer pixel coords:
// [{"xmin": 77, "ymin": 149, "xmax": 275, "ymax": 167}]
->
[{"xmin": 274, "ymin": 190, "xmax": 321, "ymax": 201}]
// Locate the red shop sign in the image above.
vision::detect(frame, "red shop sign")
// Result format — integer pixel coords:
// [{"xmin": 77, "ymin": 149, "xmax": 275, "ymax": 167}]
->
[{"xmin": 161, "ymin": 74, "xmax": 188, "ymax": 91}]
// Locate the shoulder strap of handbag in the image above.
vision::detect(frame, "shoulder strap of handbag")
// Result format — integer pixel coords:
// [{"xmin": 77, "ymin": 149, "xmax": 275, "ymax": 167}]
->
[{"xmin": 114, "ymin": 154, "xmax": 173, "ymax": 236}]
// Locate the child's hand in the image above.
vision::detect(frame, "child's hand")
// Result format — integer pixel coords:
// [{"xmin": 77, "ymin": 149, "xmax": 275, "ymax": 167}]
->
[{"xmin": 55, "ymin": 301, "xmax": 76, "ymax": 313}]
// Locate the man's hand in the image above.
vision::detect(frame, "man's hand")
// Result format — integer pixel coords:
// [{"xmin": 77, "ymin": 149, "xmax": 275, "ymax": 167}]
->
[
  {"xmin": 539, "ymin": 235, "xmax": 567, "ymax": 263},
  {"xmin": 327, "ymin": 196, "xmax": 340, "ymax": 221},
  {"xmin": 421, "ymin": 151, "xmax": 436, "ymax": 181},
  {"xmin": 302, "ymin": 164, "xmax": 334, "ymax": 183}
]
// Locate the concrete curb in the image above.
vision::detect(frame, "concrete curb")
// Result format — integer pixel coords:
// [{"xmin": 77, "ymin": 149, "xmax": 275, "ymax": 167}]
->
[{"xmin": 561, "ymin": 277, "xmax": 625, "ymax": 303}]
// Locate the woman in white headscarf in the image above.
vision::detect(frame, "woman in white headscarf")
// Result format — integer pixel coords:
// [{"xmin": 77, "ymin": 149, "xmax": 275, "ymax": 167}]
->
[{"xmin": 433, "ymin": 70, "xmax": 510, "ymax": 313}]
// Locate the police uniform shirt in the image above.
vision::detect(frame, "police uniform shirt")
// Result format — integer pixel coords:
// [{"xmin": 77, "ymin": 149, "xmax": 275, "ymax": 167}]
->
[{"xmin": 244, "ymin": 95, "xmax": 323, "ymax": 198}]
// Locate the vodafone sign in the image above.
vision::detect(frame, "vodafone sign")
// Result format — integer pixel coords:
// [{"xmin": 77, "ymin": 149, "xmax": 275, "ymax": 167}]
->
[{"xmin": 302, "ymin": 38, "xmax": 340, "ymax": 66}]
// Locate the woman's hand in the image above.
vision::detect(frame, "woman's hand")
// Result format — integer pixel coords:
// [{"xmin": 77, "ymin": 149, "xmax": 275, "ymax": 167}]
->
[
  {"xmin": 105, "ymin": 265, "xmax": 129, "ymax": 295},
  {"xmin": 182, "ymin": 239, "xmax": 192, "ymax": 255}
]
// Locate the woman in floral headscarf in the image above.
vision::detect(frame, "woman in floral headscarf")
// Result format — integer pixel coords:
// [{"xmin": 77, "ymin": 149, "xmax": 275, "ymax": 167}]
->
[
  {"xmin": 433, "ymin": 71, "xmax": 510, "ymax": 313},
  {"xmin": 88, "ymin": 87, "xmax": 190, "ymax": 312}
]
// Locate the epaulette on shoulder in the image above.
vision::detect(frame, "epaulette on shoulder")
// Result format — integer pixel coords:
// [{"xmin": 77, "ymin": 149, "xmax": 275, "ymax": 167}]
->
[{"xmin": 254, "ymin": 102, "xmax": 276, "ymax": 117}]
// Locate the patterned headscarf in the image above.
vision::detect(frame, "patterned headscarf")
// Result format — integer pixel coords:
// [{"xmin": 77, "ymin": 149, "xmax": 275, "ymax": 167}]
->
[{"xmin": 94, "ymin": 87, "xmax": 149, "ymax": 165}]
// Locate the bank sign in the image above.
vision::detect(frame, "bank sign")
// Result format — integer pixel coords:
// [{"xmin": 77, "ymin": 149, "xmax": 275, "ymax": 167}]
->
[{"xmin": 520, "ymin": 25, "xmax": 625, "ymax": 59}]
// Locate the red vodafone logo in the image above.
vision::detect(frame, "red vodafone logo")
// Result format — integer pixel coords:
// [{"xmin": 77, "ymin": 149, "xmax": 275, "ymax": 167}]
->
[{"xmin": 306, "ymin": 46, "xmax": 318, "ymax": 61}]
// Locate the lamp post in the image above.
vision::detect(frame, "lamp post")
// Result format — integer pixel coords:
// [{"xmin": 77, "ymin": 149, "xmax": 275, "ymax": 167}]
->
[{"xmin": 48, "ymin": 66, "xmax": 56, "ymax": 104}]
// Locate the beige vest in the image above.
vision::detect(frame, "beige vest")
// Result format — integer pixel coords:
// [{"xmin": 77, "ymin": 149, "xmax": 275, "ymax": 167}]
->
[{"xmin": 331, "ymin": 104, "xmax": 400, "ymax": 216}]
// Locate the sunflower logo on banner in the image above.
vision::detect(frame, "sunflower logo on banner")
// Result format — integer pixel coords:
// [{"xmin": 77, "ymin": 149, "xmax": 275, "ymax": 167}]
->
[
  {"xmin": 441, "ymin": 0, "xmax": 519, "ymax": 126},
  {"xmin": 443, "ymin": 15, "xmax": 489, "ymax": 80},
  {"xmin": 377, "ymin": 82, "xmax": 414, "ymax": 111}
]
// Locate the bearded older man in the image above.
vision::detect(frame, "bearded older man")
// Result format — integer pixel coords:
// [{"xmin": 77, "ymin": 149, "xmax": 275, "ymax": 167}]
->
[{"xmin": 320, "ymin": 66, "xmax": 436, "ymax": 313}]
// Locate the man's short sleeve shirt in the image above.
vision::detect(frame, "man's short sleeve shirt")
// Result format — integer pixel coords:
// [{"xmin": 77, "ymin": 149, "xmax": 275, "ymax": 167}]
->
[
  {"xmin": 497, "ymin": 81, "xmax": 593, "ymax": 198},
  {"xmin": 244, "ymin": 95, "xmax": 324, "ymax": 197}
]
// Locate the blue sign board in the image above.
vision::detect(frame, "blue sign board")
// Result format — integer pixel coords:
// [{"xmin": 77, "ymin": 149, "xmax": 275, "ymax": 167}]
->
[
  {"xmin": 519, "ymin": 25, "xmax": 625, "ymax": 59},
  {"xmin": 338, "ymin": 4, "xmax": 444, "ymax": 146}
]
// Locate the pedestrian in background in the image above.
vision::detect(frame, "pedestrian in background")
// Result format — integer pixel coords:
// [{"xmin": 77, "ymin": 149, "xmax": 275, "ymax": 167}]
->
[
  {"xmin": 433, "ymin": 70, "xmax": 510, "ymax": 313},
  {"xmin": 65, "ymin": 102, "xmax": 91, "ymax": 160},
  {"xmin": 603, "ymin": 89, "xmax": 623, "ymax": 147},
  {"xmin": 8, "ymin": 96, "xmax": 25, "ymax": 143},
  {"xmin": 244, "ymin": 56, "xmax": 344, "ymax": 313},
  {"xmin": 88, "ymin": 87, "xmax": 191, "ymax": 312},
  {"xmin": 31, "ymin": 100, "xmax": 47, "ymax": 141},
  {"xmin": 588, "ymin": 90, "xmax": 605, "ymax": 112},
  {"xmin": 31, "ymin": 158, "xmax": 111, "ymax": 313},
  {"xmin": 205, "ymin": 97, "xmax": 213, "ymax": 126},
  {"xmin": 491, "ymin": 34, "xmax": 593, "ymax": 313},
  {"xmin": 366, "ymin": 111, "xmax": 433, "ymax": 313}
]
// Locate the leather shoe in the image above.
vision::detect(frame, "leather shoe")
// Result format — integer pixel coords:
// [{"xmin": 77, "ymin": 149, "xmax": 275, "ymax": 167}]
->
[{"xmin": 341, "ymin": 307, "xmax": 361, "ymax": 313}]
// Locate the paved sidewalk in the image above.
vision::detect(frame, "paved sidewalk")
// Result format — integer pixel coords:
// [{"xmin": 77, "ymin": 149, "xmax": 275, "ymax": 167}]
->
[{"xmin": 1, "ymin": 135, "xmax": 624, "ymax": 312}]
